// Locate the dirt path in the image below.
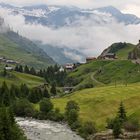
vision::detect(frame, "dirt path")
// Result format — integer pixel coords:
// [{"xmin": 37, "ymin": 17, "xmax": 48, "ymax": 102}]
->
[{"xmin": 90, "ymin": 72, "xmax": 105, "ymax": 86}]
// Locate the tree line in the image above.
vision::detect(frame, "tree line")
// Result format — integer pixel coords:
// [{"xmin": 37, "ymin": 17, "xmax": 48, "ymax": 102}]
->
[
  {"xmin": 0, "ymin": 81, "xmax": 57, "ymax": 107},
  {"xmin": 14, "ymin": 64, "xmax": 67, "ymax": 86}
]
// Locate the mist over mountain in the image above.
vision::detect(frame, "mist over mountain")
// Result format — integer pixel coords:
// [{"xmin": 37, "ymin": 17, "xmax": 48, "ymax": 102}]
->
[
  {"xmin": 1, "ymin": 3, "xmax": 140, "ymax": 62},
  {"xmin": 1, "ymin": 3, "xmax": 140, "ymax": 28}
]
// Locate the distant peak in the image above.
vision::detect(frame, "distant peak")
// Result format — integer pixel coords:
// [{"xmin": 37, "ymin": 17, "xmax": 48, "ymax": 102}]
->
[{"xmin": 96, "ymin": 6, "xmax": 121, "ymax": 14}]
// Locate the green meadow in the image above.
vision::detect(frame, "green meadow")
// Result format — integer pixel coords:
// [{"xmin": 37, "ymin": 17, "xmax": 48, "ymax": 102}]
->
[{"xmin": 52, "ymin": 83, "xmax": 140, "ymax": 130}]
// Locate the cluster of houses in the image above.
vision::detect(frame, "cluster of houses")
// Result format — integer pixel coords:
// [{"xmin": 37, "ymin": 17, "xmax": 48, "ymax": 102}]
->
[{"xmin": 0, "ymin": 57, "xmax": 19, "ymax": 65}]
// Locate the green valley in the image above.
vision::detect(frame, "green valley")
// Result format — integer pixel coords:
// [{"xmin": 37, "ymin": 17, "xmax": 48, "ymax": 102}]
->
[{"xmin": 52, "ymin": 83, "xmax": 140, "ymax": 130}]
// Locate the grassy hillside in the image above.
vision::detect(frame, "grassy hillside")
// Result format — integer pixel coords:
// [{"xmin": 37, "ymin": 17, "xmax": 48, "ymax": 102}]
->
[
  {"xmin": 99, "ymin": 42, "xmax": 135, "ymax": 60},
  {"xmin": 52, "ymin": 83, "xmax": 140, "ymax": 130},
  {"xmin": 0, "ymin": 71, "xmax": 45, "ymax": 87},
  {"xmin": 68, "ymin": 60, "xmax": 111, "ymax": 90},
  {"xmin": 0, "ymin": 31, "xmax": 55, "ymax": 69},
  {"xmin": 68, "ymin": 60, "xmax": 140, "ymax": 90},
  {"xmin": 95, "ymin": 60, "xmax": 140, "ymax": 84}
]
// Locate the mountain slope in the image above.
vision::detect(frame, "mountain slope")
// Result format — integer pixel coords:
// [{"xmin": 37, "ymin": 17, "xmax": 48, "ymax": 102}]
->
[
  {"xmin": 0, "ymin": 31, "xmax": 55, "ymax": 68},
  {"xmin": 67, "ymin": 60, "xmax": 140, "ymax": 90},
  {"xmin": 0, "ymin": 71, "xmax": 45, "ymax": 87},
  {"xmin": 35, "ymin": 41, "xmax": 85, "ymax": 64},
  {"xmin": 99, "ymin": 42, "xmax": 135, "ymax": 59}
]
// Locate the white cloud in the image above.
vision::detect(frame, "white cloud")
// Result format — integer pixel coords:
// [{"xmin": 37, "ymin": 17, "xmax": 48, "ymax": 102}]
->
[{"xmin": 1, "ymin": 7, "xmax": 140, "ymax": 59}]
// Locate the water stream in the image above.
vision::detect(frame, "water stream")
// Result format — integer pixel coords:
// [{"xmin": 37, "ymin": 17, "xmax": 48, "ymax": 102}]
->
[{"xmin": 16, "ymin": 117, "xmax": 83, "ymax": 140}]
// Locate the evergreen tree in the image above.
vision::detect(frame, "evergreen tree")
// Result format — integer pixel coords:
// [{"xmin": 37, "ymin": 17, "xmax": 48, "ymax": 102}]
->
[
  {"xmin": 118, "ymin": 102, "xmax": 127, "ymax": 123},
  {"xmin": 19, "ymin": 65, "xmax": 23, "ymax": 73},
  {"xmin": 24, "ymin": 65, "xmax": 30, "ymax": 74},
  {"xmin": 50, "ymin": 83, "xmax": 57, "ymax": 96},
  {"xmin": 10, "ymin": 84, "xmax": 21, "ymax": 98},
  {"xmin": 0, "ymin": 82, "xmax": 11, "ymax": 106},
  {"xmin": 14, "ymin": 65, "xmax": 19, "ymax": 72},
  {"xmin": 3, "ymin": 68, "xmax": 7, "ymax": 77},
  {"xmin": 30, "ymin": 67, "xmax": 36, "ymax": 75},
  {"xmin": 28, "ymin": 88, "xmax": 42, "ymax": 103},
  {"xmin": 20, "ymin": 84, "xmax": 29, "ymax": 98},
  {"xmin": 113, "ymin": 117, "xmax": 122, "ymax": 138},
  {"xmin": 43, "ymin": 88, "xmax": 50, "ymax": 98}
]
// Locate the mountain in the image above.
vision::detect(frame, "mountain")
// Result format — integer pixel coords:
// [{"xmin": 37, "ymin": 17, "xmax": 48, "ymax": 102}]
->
[
  {"xmin": 99, "ymin": 42, "xmax": 135, "ymax": 59},
  {"xmin": 35, "ymin": 41, "xmax": 85, "ymax": 64},
  {"xmin": 0, "ymin": 3, "xmax": 140, "ymax": 28},
  {"xmin": 0, "ymin": 18, "xmax": 55, "ymax": 68}
]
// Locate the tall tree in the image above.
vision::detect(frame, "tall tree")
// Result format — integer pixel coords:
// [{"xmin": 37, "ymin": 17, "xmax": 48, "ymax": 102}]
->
[
  {"xmin": 24, "ymin": 65, "xmax": 30, "ymax": 74},
  {"xmin": 50, "ymin": 83, "xmax": 57, "ymax": 96},
  {"xmin": 118, "ymin": 102, "xmax": 127, "ymax": 123},
  {"xmin": 43, "ymin": 88, "xmax": 50, "ymax": 98}
]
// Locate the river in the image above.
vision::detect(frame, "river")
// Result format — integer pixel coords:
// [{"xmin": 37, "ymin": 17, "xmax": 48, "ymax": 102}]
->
[{"xmin": 16, "ymin": 117, "xmax": 83, "ymax": 140}]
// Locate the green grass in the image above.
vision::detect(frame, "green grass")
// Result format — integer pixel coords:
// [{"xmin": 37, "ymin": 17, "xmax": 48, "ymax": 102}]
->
[
  {"xmin": 68, "ymin": 60, "xmax": 111, "ymax": 90},
  {"xmin": 0, "ymin": 33, "xmax": 54, "ymax": 69},
  {"xmin": 116, "ymin": 44, "xmax": 135, "ymax": 59},
  {"xmin": 52, "ymin": 83, "xmax": 140, "ymax": 131},
  {"xmin": 68, "ymin": 60, "xmax": 140, "ymax": 89},
  {"xmin": 95, "ymin": 60, "xmax": 140, "ymax": 84},
  {"xmin": 0, "ymin": 71, "xmax": 45, "ymax": 88}
]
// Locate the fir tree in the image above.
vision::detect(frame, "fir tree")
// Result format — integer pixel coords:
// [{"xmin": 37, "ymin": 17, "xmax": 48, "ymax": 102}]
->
[
  {"xmin": 24, "ymin": 65, "xmax": 30, "ymax": 74},
  {"xmin": 30, "ymin": 67, "xmax": 36, "ymax": 75},
  {"xmin": 118, "ymin": 102, "xmax": 127, "ymax": 123},
  {"xmin": 3, "ymin": 68, "xmax": 7, "ymax": 77},
  {"xmin": 113, "ymin": 117, "xmax": 122, "ymax": 138},
  {"xmin": 20, "ymin": 84, "xmax": 29, "ymax": 98},
  {"xmin": 43, "ymin": 88, "xmax": 50, "ymax": 98},
  {"xmin": 19, "ymin": 65, "xmax": 23, "ymax": 73},
  {"xmin": 50, "ymin": 83, "xmax": 57, "ymax": 96}
]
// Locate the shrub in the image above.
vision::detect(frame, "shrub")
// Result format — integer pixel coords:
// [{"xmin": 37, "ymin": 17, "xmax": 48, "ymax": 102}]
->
[
  {"xmin": 79, "ymin": 121, "xmax": 96, "ymax": 139},
  {"xmin": 12, "ymin": 99, "xmax": 34, "ymax": 117},
  {"xmin": 39, "ymin": 98, "xmax": 53, "ymax": 114}
]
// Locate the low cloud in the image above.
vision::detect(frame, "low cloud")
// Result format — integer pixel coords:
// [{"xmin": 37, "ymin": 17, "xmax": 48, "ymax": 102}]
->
[{"xmin": 0, "ymin": 7, "xmax": 140, "ymax": 60}]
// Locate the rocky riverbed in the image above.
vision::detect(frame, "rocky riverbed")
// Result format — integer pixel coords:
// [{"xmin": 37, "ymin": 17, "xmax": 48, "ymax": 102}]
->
[{"xmin": 16, "ymin": 117, "xmax": 83, "ymax": 140}]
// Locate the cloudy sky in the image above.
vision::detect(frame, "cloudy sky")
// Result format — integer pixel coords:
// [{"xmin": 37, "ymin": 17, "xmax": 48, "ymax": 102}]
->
[
  {"xmin": 0, "ymin": 0, "xmax": 140, "ymax": 17},
  {"xmin": 0, "ymin": 0, "xmax": 140, "ymax": 61}
]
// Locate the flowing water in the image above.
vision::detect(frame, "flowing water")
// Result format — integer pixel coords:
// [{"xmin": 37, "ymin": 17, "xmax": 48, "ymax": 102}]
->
[{"xmin": 16, "ymin": 117, "xmax": 83, "ymax": 140}]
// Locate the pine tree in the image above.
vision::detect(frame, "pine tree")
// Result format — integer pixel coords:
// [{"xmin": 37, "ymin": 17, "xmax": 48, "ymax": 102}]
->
[
  {"xmin": 43, "ymin": 88, "xmax": 50, "ymax": 98},
  {"xmin": 30, "ymin": 67, "xmax": 36, "ymax": 75},
  {"xmin": 20, "ymin": 84, "xmax": 29, "ymax": 98},
  {"xmin": 14, "ymin": 65, "xmax": 19, "ymax": 72},
  {"xmin": 50, "ymin": 83, "xmax": 57, "ymax": 96},
  {"xmin": 118, "ymin": 102, "xmax": 127, "ymax": 123},
  {"xmin": 19, "ymin": 65, "xmax": 23, "ymax": 73},
  {"xmin": 0, "ymin": 82, "xmax": 11, "ymax": 106},
  {"xmin": 113, "ymin": 117, "xmax": 122, "ymax": 138},
  {"xmin": 3, "ymin": 68, "xmax": 7, "ymax": 77},
  {"xmin": 24, "ymin": 65, "xmax": 30, "ymax": 74}
]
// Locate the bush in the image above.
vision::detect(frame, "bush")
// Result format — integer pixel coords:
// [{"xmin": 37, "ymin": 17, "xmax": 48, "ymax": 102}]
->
[
  {"xmin": 67, "ymin": 109, "xmax": 79, "ymax": 125},
  {"xmin": 12, "ymin": 99, "xmax": 34, "ymax": 117},
  {"xmin": 124, "ymin": 120, "xmax": 140, "ymax": 132},
  {"xmin": 39, "ymin": 98, "xmax": 53, "ymax": 114},
  {"xmin": 79, "ymin": 121, "xmax": 96, "ymax": 139},
  {"xmin": 50, "ymin": 108, "xmax": 64, "ymax": 121}
]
